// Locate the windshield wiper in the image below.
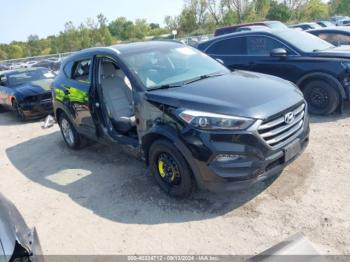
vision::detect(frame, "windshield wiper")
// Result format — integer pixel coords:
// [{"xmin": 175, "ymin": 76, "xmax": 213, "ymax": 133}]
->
[
  {"xmin": 147, "ymin": 73, "xmax": 225, "ymax": 91},
  {"xmin": 183, "ymin": 73, "xmax": 225, "ymax": 85},
  {"xmin": 148, "ymin": 83, "xmax": 184, "ymax": 91}
]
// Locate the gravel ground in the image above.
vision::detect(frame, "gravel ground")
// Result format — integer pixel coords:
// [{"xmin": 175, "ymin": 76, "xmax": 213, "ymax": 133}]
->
[{"xmin": 0, "ymin": 103, "xmax": 349, "ymax": 256}]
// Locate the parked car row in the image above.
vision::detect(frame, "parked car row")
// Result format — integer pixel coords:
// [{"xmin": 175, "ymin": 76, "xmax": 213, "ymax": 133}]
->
[
  {"xmin": 198, "ymin": 28, "xmax": 350, "ymax": 115},
  {"xmin": 0, "ymin": 57, "xmax": 62, "ymax": 72}
]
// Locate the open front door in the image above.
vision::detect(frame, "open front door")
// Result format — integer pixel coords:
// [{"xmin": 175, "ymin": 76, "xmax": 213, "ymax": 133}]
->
[{"xmin": 90, "ymin": 55, "xmax": 139, "ymax": 147}]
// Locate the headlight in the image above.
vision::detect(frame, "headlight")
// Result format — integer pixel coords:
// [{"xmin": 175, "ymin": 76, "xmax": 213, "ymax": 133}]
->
[
  {"xmin": 177, "ymin": 109, "xmax": 255, "ymax": 130},
  {"xmin": 342, "ymin": 62, "xmax": 350, "ymax": 72}
]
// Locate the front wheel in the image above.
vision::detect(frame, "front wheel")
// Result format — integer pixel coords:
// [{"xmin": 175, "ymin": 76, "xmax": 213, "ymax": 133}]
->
[
  {"xmin": 0, "ymin": 105, "xmax": 7, "ymax": 113},
  {"xmin": 12, "ymin": 100, "xmax": 27, "ymax": 121},
  {"xmin": 58, "ymin": 113, "xmax": 82, "ymax": 150},
  {"xmin": 149, "ymin": 139, "xmax": 195, "ymax": 198},
  {"xmin": 303, "ymin": 80, "xmax": 340, "ymax": 115}
]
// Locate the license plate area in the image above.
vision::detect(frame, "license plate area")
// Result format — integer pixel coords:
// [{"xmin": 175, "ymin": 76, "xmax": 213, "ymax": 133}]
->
[{"xmin": 284, "ymin": 139, "xmax": 301, "ymax": 162}]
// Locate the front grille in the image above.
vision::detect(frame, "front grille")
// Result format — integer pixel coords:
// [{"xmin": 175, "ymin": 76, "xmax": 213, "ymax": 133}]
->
[
  {"xmin": 258, "ymin": 103, "xmax": 306, "ymax": 149},
  {"xmin": 38, "ymin": 92, "xmax": 52, "ymax": 101}
]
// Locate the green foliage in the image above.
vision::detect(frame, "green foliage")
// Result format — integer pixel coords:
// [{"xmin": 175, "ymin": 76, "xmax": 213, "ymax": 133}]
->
[
  {"xmin": 266, "ymin": 1, "xmax": 291, "ymax": 22},
  {"xmin": 302, "ymin": 0, "xmax": 329, "ymax": 20},
  {"xmin": 179, "ymin": 8, "xmax": 198, "ymax": 34},
  {"xmin": 0, "ymin": 14, "xmax": 170, "ymax": 60},
  {"xmin": 329, "ymin": 0, "xmax": 350, "ymax": 16},
  {"xmin": 7, "ymin": 44, "xmax": 24, "ymax": 59}
]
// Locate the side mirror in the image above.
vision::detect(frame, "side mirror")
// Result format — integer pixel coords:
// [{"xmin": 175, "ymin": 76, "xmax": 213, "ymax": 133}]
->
[{"xmin": 270, "ymin": 48, "xmax": 288, "ymax": 58}]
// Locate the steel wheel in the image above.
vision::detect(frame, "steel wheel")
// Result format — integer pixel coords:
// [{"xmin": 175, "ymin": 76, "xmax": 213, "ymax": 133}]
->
[
  {"xmin": 157, "ymin": 153, "xmax": 181, "ymax": 186},
  {"xmin": 149, "ymin": 139, "xmax": 195, "ymax": 198},
  {"xmin": 308, "ymin": 87, "xmax": 329, "ymax": 109},
  {"xmin": 303, "ymin": 80, "xmax": 340, "ymax": 115}
]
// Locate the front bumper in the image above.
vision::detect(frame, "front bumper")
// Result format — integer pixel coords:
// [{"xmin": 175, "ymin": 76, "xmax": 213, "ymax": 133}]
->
[
  {"xmin": 181, "ymin": 117, "xmax": 310, "ymax": 192},
  {"xmin": 20, "ymin": 99, "xmax": 53, "ymax": 119}
]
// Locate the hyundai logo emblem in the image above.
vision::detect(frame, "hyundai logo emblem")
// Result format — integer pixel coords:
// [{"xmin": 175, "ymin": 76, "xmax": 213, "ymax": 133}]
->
[{"xmin": 284, "ymin": 112, "xmax": 295, "ymax": 124}]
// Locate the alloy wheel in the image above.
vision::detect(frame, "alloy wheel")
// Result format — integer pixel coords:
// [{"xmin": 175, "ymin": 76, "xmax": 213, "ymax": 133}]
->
[{"xmin": 61, "ymin": 118, "xmax": 75, "ymax": 146}]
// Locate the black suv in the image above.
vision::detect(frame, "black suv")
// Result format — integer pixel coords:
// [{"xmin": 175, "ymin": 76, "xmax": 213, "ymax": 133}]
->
[
  {"xmin": 52, "ymin": 41, "xmax": 309, "ymax": 198},
  {"xmin": 198, "ymin": 29, "xmax": 350, "ymax": 115}
]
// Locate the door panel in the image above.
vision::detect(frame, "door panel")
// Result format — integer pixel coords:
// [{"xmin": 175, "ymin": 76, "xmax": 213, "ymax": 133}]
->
[{"xmin": 60, "ymin": 58, "xmax": 97, "ymax": 137}]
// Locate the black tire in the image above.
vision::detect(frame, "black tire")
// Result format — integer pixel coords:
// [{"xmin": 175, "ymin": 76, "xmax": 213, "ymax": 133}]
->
[
  {"xmin": 58, "ymin": 112, "xmax": 82, "ymax": 150},
  {"xmin": 0, "ymin": 105, "xmax": 7, "ymax": 113},
  {"xmin": 12, "ymin": 100, "xmax": 27, "ymax": 121},
  {"xmin": 303, "ymin": 80, "xmax": 340, "ymax": 115},
  {"xmin": 149, "ymin": 139, "xmax": 195, "ymax": 198}
]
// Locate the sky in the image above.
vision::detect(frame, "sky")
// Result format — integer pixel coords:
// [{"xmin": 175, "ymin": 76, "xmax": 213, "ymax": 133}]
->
[{"xmin": 0, "ymin": 0, "xmax": 184, "ymax": 44}]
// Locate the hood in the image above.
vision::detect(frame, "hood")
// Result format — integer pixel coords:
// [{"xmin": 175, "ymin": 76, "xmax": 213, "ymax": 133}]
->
[
  {"xmin": 145, "ymin": 71, "xmax": 304, "ymax": 120},
  {"xmin": 312, "ymin": 45, "xmax": 350, "ymax": 59},
  {"xmin": 14, "ymin": 79, "xmax": 53, "ymax": 97}
]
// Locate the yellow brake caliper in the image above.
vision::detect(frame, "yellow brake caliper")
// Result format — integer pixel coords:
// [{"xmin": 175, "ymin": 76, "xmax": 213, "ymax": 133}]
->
[{"xmin": 158, "ymin": 160, "xmax": 166, "ymax": 178}]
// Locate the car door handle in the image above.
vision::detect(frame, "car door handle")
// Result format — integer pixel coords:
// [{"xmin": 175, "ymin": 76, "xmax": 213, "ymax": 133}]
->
[{"xmin": 248, "ymin": 62, "xmax": 256, "ymax": 66}]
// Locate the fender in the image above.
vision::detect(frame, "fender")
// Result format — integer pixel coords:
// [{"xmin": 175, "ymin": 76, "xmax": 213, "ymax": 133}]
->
[
  {"xmin": 53, "ymin": 100, "xmax": 80, "ymax": 131},
  {"xmin": 141, "ymin": 124, "xmax": 207, "ymax": 189},
  {"xmin": 297, "ymin": 72, "xmax": 346, "ymax": 99}
]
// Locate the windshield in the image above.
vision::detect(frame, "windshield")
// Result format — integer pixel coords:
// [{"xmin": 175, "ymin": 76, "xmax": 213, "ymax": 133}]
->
[
  {"xmin": 7, "ymin": 69, "xmax": 54, "ymax": 87},
  {"xmin": 120, "ymin": 45, "xmax": 229, "ymax": 89},
  {"xmin": 277, "ymin": 30, "xmax": 334, "ymax": 52}
]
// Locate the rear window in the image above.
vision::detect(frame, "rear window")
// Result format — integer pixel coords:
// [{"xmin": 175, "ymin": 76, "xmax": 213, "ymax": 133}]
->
[
  {"xmin": 72, "ymin": 59, "xmax": 91, "ymax": 83},
  {"xmin": 207, "ymin": 37, "xmax": 245, "ymax": 55}
]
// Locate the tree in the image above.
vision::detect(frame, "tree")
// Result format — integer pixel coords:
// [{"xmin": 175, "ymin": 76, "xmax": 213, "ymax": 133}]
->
[
  {"xmin": 132, "ymin": 19, "xmax": 150, "ymax": 39},
  {"xmin": 149, "ymin": 23, "xmax": 160, "ymax": 29},
  {"xmin": 185, "ymin": 0, "xmax": 208, "ymax": 26},
  {"xmin": 222, "ymin": 0, "xmax": 251, "ymax": 23},
  {"xmin": 301, "ymin": 0, "xmax": 328, "ymax": 20},
  {"xmin": 207, "ymin": 0, "xmax": 225, "ymax": 25},
  {"xmin": 7, "ymin": 44, "xmax": 24, "ymax": 59},
  {"xmin": 109, "ymin": 17, "xmax": 134, "ymax": 40},
  {"xmin": 254, "ymin": 0, "xmax": 270, "ymax": 19},
  {"xmin": 164, "ymin": 16, "xmax": 180, "ymax": 30},
  {"xmin": 179, "ymin": 8, "xmax": 198, "ymax": 34},
  {"xmin": 27, "ymin": 34, "xmax": 41, "ymax": 56},
  {"xmin": 96, "ymin": 14, "xmax": 113, "ymax": 45},
  {"xmin": 0, "ymin": 49, "xmax": 8, "ymax": 60},
  {"xmin": 266, "ymin": 1, "xmax": 291, "ymax": 22},
  {"xmin": 329, "ymin": 0, "xmax": 350, "ymax": 16}
]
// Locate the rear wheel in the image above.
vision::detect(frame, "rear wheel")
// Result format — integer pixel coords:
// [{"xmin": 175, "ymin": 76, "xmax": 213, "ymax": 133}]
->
[
  {"xmin": 12, "ymin": 100, "xmax": 27, "ymax": 121},
  {"xmin": 149, "ymin": 139, "xmax": 195, "ymax": 198},
  {"xmin": 303, "ymin": 80, "xmax": 340, "ymax": 115},
  {"xmin": 58, "ymin": 112, "xmax": 82, "ymax": 150}
]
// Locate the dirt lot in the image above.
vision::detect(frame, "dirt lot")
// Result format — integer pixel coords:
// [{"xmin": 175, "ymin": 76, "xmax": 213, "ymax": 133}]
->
[{"xmin": 0, "ymin": 104, "xmax": 349, "ymax": 256}]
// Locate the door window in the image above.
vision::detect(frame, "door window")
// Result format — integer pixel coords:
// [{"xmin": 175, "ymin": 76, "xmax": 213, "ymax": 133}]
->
[
  {"xmin": 246, "ymin": 36, "xmax": 286, "ymax": 55},
  {"xmin": 318, "ymin": 33, "xmax": 350, "ymax": 46},
  {"xmin": 207, "ymin": 37, "xmax": 245, "ymax": 55},
  {"xmin": 72, "ymin": 59, "xmax": 91, "ymax": 83}
]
